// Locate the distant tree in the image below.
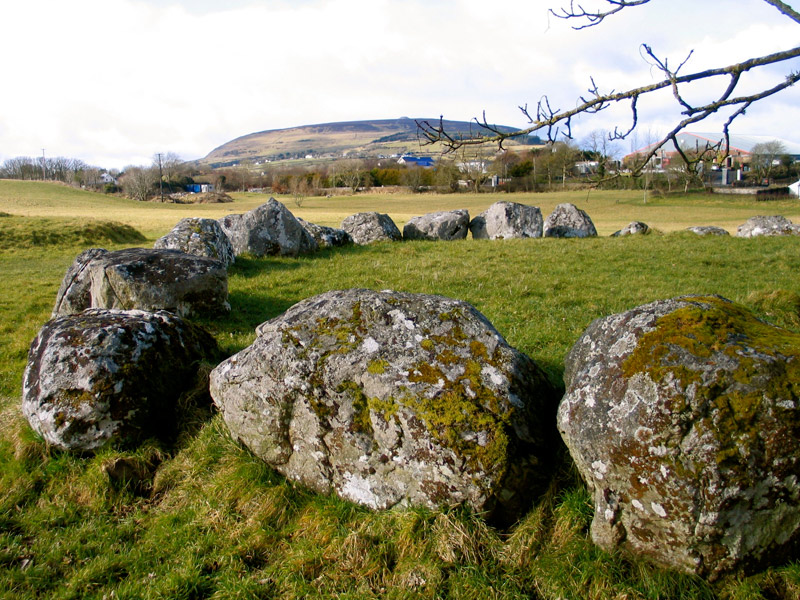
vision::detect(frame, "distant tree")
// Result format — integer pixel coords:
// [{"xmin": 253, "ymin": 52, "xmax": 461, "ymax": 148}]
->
[
  {"xmin": 418, "ymin": 0, "xmax": 800, "ymax": 179},
  {"xmin": 338, "ymin": 160, "xmax": 366, "ymax": 193},
  {"xmin": 750, "ymin": 140, "xmax": 787, "ymax": 183},
  {"xmin": 121, "ymin": 166, "xmax": 157, "ymax": 202}
]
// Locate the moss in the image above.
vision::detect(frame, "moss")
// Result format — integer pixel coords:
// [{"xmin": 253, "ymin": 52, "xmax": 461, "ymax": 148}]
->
[
  {"xmin": 420, "ymin": 339, "xmax": 435, "ymax": 352},
  {"xmin": 367, "ymin": 396, "xmax": 399, "ymax": 423},
  {"xmin": 367, "ymin": 359, "xmax": 389, "ymax": 375},
  {"xmin": 621, "ymin": 296, "xmax": 800, "ymax": 470},
  {"xmin": 336, "ymin": 381, "xmax": 373, "ymax": 436}
]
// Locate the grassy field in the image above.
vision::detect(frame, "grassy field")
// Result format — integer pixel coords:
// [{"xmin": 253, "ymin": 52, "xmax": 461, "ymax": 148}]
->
[{"xmin": 2, "ymin": 180, "xmax": 800, "ymax": 599}]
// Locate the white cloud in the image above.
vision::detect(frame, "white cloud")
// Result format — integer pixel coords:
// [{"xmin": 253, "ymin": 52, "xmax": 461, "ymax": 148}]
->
[{"xmin": 0, "ymin": 0, "xmax": 798, "ymax": 168}]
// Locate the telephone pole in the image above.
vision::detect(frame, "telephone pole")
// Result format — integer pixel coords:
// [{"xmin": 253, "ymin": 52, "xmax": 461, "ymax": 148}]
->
[
  {"xmin": 41, "ymin": 149, "xmax": 46, "ymax": 180},
  {"xmin": 156, "ymin": 152, "xmax": 164, "ymax": 202}
]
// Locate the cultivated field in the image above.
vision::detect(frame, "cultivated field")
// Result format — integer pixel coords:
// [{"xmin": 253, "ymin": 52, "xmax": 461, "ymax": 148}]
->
[{"xmin": 1, "ymin": 180, "xmax": 800, "ymax": 599}]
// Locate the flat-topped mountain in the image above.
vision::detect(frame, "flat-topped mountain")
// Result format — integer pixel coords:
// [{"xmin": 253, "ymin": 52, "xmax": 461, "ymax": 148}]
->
[{"xmin": 200, "ymin": 117, "xmax": 534, "ymax": 167}]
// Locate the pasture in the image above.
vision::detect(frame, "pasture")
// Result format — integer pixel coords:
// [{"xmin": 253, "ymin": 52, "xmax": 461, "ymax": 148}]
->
[{"xmin": 1, "ymin": 180, "xmax": 800, "ymax": 599}]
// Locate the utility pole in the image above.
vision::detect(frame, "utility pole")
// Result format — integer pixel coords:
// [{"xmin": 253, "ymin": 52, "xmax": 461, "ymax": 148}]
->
[
  {"xmin": 156, "ymin": 152, "xmax": 164, "ymax": 202},
  {"xmin": 41, "ymin": 149, "xmax": 46, "ymax": 180}
]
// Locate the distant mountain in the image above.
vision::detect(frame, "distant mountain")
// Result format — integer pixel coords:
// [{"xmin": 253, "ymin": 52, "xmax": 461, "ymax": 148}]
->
[{"xmin": 200, "ymin": 118, "xmax": 534, "ymax": 167}]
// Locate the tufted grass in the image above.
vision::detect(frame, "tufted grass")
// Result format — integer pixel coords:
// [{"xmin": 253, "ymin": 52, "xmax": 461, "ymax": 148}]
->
[{"xmin": 0, "ymin": 180, "xmax": 799, "ymax": 598}]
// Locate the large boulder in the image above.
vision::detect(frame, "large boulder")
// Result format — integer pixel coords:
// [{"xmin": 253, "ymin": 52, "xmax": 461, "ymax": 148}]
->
[
  {"xmin": 297, "ymin": 217, "xmax": 353, "ymax": 248},
  {"xmin": 341, "ymin": 212, "xmax": 402, "ymax": 245},
  {"xmin": 218, "ymin": 198, "xmax": 318, "ymax": 256},
  {"xmin": 737, "ymin": 215, "xmax": 800, "ymax": 238},
  {"xmin": 543, "ymin": 203, "xmax": 597, "ymax": 238},
  {"xmin": 470, "ymin": 201, "xmax": 543, "ymax": 240},
  {"xmin": 611, "ymin": 221, "xmax": 650, "ymax": 237},
  {"xmin": 558, "ymin": 295, "xmax": 800, "ymax": 579},
  {"xmin": 154, "ymin": 217, "xmax": 235, "ymax": 267},
  {"xmin": 687, "ymin": 226, "xmax": 730, "ymax": 236},
  {"xmin": 23, "ymin": 309, "xmax": 218, "ymax": 452},
  {"xmin": 210, "ymin": 289, "xmax": 556, "ymax": 521},
  {"xmin": 403, "ymin": 210, "xmax": 470, "ymax": 241},
  {"xmin": 52, "ymin": 248, "xmax": 230, "ymax": 319}
]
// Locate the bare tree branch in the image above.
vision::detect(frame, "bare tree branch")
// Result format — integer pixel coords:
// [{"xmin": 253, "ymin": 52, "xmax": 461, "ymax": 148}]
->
[{"xmin": 418, "ymin": 0, "xmax": 800, "ymax": 178}]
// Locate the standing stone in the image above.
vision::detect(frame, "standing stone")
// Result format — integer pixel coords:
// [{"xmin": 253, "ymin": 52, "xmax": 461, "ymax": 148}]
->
[
  {"xmin": 210, "ymin": 289, "xmax": 556, "ymax": 521},
  {"xmin": 218, "ymin": 198, "xmax": 318, "ymax": 256},
  {"xmin": 403, "ymin": 210, "xmax": 470, "ymax": 241},
  {"xmin": 737, "ymin": 215, "xmax": 800, "ymax": 238},
  {"xmin": 470, "ymin": 201, "xmax": 543, "ymax": 239},
  {"xmin": 154, "ymin": 217, "xmax": 235, "ymax": 267},
  {"xmin": 543, "ymin": 203, "xmax": 597, "ymax": 238},
  {"xmin": 52, "ymin": 248, "xmax": 230, "ymax": 319},
  {"xmin": 341, "ymin": 212, "xmax": 402, "ymax": 245},
  {"xmin": 297, "ymin": 218, "xmax": 353, "ymax": 248},
  {"xmin": 611, "ymin": 221, "xmax": 650, "ymax": 237},
  {"xmin": 23, "ymin": 309, "xmax": 218, "ymax": 452},
  {"xmin": 558, "ymin": 295, "xmax": 800, "ymax": 579}
]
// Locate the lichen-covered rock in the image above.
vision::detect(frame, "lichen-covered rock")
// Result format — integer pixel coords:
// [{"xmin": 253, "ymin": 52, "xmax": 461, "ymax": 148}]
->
[
  {"xmin": 23, "ymin": 309, "xmax": 218, "ymax": 452},
  {"xmin": 154, "ymin": 217, "xmax": 235, "ymax": 267},
  {"xmin": 470, "ymin": 201, "xmax": 543, "ymax": 240},
  {"xmin": 403, "ymin": 210, "xmax": 470, "ymax": 241},
  {"xmin": 297, "ymin": 218, "xmax": 353, "ymax": 248},
  {"xmin": 543, "ymin": 203, "xmax": 597, "ymax": 238},
  {"xmin": 341, "ymin": 212, "xmax": 402, "ymax": 245},
  {"xmin": 52, "ymin": 248, "xmax": 230, "ymax": 319},
  {"xmin": 210, "ymin": 288, "xmax": 556, "ymax": 521},
  {"xmin": 218, "ymin": 198, "xmax": 318, "ymax": 256},
  {"xmin": 611, "ymin": 221, "xmax": 650, "ymax": 237},
  {"xmin": 737, "ymin": 215, "xmax": 800, "ymax": 238},
  {"xmin": 687, "ymin": 226, "xmax": 730, "ymax": 236},
  {"xmin": 558, "ymin": 295, "xmax": 800, "ymax": 579}
]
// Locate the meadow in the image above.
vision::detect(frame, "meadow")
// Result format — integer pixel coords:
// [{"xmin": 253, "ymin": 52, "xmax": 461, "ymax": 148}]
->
[{"xmin": 1, "ymin": 180, "xmax": 800, "ymax": 599}]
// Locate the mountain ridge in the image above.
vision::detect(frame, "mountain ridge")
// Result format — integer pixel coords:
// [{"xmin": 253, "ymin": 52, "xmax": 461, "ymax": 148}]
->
[{"xmin": 200, "ymin": 117, "xmax": 533, "ymax": 167}]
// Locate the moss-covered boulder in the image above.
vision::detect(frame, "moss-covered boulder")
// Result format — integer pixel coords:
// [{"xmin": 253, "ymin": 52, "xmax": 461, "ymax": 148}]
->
[
  {"xmin": 52, "ymin": 247, "xmax": 230, "ymax": 319},
  {"xmin": 558, "ymin": 295, "xmax": 800, "ymax": 579},
  {"xmin": 154, "ymin": 217, "xmax": 235, "ymax": 267},
  {"xmin": 210, "ymin": 289, "xmax": 556, "ymax": 522},
  {"xmin": 23, "ymin": 309, "xmax": 218, "ymax": 452}
]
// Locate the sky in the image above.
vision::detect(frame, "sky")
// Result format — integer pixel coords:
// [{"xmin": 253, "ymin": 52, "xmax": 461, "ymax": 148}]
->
[{"xmin": 2, "ymin": 0, "xmax": 799, "ymax": 170}]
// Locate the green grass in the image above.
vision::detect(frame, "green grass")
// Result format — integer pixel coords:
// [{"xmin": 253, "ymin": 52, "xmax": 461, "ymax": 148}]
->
[{"xmin": 1, "ymin": 180, "xmax": 800, "ymax": 598}]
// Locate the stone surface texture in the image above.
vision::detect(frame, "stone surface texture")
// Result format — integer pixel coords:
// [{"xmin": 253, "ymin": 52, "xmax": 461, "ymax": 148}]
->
[
  {"xmin": 23, "ymin": 309, "xmax": 218, "ymax": 452},
  {"xmin": 218, "ymin": 198, "xmax": 318, "ymax": 256},
  {"xmin": 210, "ymin": 288, "xmax": 555, "ymax": 520},
  {"xmin": 543, "ymin": 203, "xmax": 598, "ymax": 238},
  {"xmin": 737, "ymin": 215, "xmax": 800, "ymax": 238},
  {"xmin": 297, "ymin": 218, "xmax": 353, "ymax": 248},
  {"xmin": 558, "ymin": 295, "xmax": 800, "ymax": 579},
  {"xmin": 52, "ymin": 248, "xmax": 230, "ymax": 319},
  {"xmin": 403, "ymin": 210, "xmax": 470, "ymax": 241},
  {"xmin": 341, "ymin": 212, "xmax": 402, "ymax": 245},
  {"xmin": 469, "ymin": 201, "xmax": 543, "ymax": 240},
  {"xmin": 611, "ymin": 221, "xmax": 650, "ymax": 237},
  {"xmin": 154, "ymin": 217, "xmax": 235, "ymax": 267},
  {"xmin": 687, "ymin": 226, "xmax": 730, "ymax": 236}
]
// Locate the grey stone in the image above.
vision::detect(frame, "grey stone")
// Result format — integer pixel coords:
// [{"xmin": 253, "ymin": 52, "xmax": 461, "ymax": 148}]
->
[
  {"xmin": 52, "ymin": 248, "xmax": 230, "ymax": 319},
  {"xmin": 737, "ymin": 215, "xmax": 800, "ymax": 238},
  {"xmin": 611, "ymin": 221, "xmax": 650, "ymax": 237},
  {"xmin": 297, "ymin": 218, "xmax": 353, "ymax": 248},
  {"xmin": 687, "ymin": 226, "xmax": 730, "ymax": 236},
  {"xmin": 403, "ymin": 210, "xmax": 470, "ymax": 241},
  {"xmin": 558, "ymin": 295, "xmax": 800, "ymax": 579},
  {"xmin": 470, "ymin": 201, "xmax": 543, "ymax": 240},
  {"xmin": 23, "ymin": 309, "xmax": 218, "ymax": 452},
  {"xmin": 154, "ymin": 217, "xmax": 235, "ymax": 267},
  {"xmin": 218, "ymin": 198, "xmax": 318, "ymax": 256},
  {"xmin": 543, "ymin": 203, "xmax": 597, "ymax": 238},
  {"xmin": 341, "ymin": 212, "xmax": 402, "ymax": 245},
  {"xmin": 210, "ymin": 288, "xmax": 555, "ymax": 520}
]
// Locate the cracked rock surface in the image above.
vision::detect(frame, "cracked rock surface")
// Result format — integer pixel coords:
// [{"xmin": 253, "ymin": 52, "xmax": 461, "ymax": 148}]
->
[{"xmin": 558, "ymin": 295, "xmax": 800, "ymax": 579}]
